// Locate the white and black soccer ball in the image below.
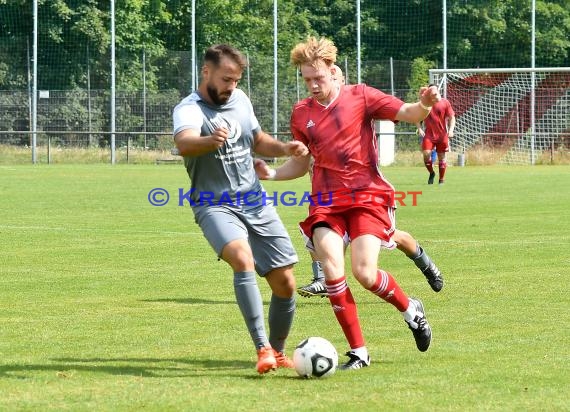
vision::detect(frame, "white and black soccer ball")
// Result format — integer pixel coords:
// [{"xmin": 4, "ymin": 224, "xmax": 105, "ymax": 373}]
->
[{"xmin": 293, "ymin": 337, "xmax": 338, "ymax": 378}]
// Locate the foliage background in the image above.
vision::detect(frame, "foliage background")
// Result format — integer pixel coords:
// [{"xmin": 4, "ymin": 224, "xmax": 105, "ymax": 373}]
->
[{"xmin": 0, "ymin": 0, "xmax": 569, "ymax": 150}]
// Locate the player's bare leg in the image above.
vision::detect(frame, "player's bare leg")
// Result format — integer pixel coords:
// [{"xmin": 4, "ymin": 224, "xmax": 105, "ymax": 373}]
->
[
  {"xmin": 351, "ymin": 234, "xmax": 432, "ymax": 355},
  {"xmin": 314, "ymin": 227, "xmax": 370, "ymax": 370}
]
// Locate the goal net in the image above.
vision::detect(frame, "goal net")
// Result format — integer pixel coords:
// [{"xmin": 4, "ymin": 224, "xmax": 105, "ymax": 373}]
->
[{"xmin": 429, "ymin": 68, "xmax": 570, "ymax": 165}]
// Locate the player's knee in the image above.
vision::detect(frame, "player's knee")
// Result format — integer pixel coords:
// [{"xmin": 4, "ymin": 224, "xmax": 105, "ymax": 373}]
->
[
  {"xmin": 351, "ymin": 264, "xmax": 377, "ymax": 288},
  {"xmin": 321, "ymin": 259, "xmax": 344, "ymax": 279},
  {"xmin": 222, "ymin": 242, "xmax": 254, "ymax": 271},
  {"xmin": 267, "ymin": 267, "xmax": 296, "ymax": 296},
  {"xmin": 282, "ymin": 273, "xmax": 296, "ymax": 295}
]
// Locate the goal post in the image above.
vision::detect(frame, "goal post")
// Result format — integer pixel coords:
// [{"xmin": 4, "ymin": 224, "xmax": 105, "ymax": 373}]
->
[{"xmin": 429, "ymin": 67, "xmax": 570, "ymax": 165}]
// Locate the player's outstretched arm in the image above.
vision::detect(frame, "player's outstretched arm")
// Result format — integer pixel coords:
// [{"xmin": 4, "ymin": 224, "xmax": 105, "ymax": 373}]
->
[
  {"xmin": 174, "ymin": 127, "xmax": 228, "ymax": 157},
  {"xmin": 253, "ymin": 130, "xmax": 308, "ymax": 158},
  {"xmin": 256, "ymin": 155, "xmax": 311, "ymax": 181},
  {"xmin": 396, "ymin": 85, "xmax": 441, "ymax": 124}
]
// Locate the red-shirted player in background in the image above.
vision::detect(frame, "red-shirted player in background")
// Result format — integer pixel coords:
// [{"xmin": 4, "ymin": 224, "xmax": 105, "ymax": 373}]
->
[
  {"xmin": 416, "ymin": 90, "xmax": 456, "ymax": 184},
  {"xmin": 257, "ymin": 36, "xmax": 440, "ymax": 370}
]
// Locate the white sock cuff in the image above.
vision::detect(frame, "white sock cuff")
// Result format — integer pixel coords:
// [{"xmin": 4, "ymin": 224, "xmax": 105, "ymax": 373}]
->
[
  {"xmin": 351, "ymin": 346, "xmax": 369, "ymax": 361},
  {"xmin": 402, "ymin": 299, "xmax": 417, "ymax": 322}
]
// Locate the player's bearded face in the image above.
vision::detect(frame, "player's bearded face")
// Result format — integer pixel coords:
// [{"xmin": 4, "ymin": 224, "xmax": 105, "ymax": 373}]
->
[
  {"xmin": 204, "ymin": 58, "xmax": 241, "ymax": 105},
  {"xmin": 206, "ymin": 83, "xmax": 232, "ymax": 105}
]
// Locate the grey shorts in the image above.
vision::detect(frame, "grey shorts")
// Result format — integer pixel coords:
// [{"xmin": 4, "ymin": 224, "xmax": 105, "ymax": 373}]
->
[{"xmin": 193, "ymin": 205, "xmax": 298, "ymax": 276}]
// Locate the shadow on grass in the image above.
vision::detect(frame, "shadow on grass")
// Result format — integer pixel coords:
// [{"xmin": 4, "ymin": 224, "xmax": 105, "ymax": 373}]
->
[
  {"xmin": 0, "ymin": 357, "xmax": 254, "ymax": 379},
  {"xmin": 142, "ymin": 297, "xmax": 319, "ymax": 306}
]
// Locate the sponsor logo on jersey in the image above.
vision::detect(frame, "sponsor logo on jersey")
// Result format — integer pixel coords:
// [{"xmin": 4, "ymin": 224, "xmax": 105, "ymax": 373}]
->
[{"xmin": 211, "ymin": 114, "xmax": 242, "ymax": 144}]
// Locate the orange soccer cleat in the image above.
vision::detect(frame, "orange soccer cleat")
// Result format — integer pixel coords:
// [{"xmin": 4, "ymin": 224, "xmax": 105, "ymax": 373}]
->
[
  {"xmin": 273, "ymin": 350, "xmax": 294, "ymax": 369},
  {"xmin": 256, "ymin": 346, "xmax": 277, "ymax": 374}
]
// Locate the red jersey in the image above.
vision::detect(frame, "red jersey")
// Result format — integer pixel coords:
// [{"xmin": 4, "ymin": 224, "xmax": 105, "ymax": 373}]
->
[
  {"xmin": 290, "ymin": 84, "xmax": 403, "ymax": 203},
  {"xmin": 423, "ymin": 98, "xmax": 454, "ymax": 141}
]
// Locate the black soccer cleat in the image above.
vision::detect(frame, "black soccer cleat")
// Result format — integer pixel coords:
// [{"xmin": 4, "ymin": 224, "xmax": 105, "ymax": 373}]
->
[
  {"xmin": 297, "ymin": 278, "xmax": 329, "ymax": 298},
  {"xmin": 339, "ymin": 351, "xmax": 370, "ymax": 370},
  {"xmin": 421, "ymin": 261, "xmax": 444, "ymax": 292},
  {"xmin": 405, "ymin": 298, "xmax": 432, "ymax": 352},
  {"xmin": 428, "ymin": 172, "xmax": 436, "ymax": 185}
]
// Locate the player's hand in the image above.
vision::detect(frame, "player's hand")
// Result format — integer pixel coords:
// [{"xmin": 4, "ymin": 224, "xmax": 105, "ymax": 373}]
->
[
  {"xmin": 285, "ymin": 141, "xmax": 309, "ymax": 157},
  {"xmin": 210, "ymin": 127, "xmax": 229, "ymax": 148},
  {"xmin": 253, "ymin": 158, "xmax": 275, "ymax": 180},
  {"xmin": 417, "ymin": 128, "xmax": 425, "ymax": 138},
  {"xmin": 419, "ymin": 85, "xmax": 441, "ymax": 107},
  {"xmin": 448, "ymin": 130, "xmax": 454, "ymax": 138}
]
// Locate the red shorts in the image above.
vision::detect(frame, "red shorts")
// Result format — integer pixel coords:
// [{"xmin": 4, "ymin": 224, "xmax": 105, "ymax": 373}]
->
[
  {"xmin": 298, "ymin": 203, "xmax": 397, "ymax": 251},
  {"xmin": 422, "ymin": 136, "xmax": 449, "ymax": 153}
]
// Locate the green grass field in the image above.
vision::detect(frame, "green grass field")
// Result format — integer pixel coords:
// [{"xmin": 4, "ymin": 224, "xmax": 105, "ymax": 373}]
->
[{"xmin": 1, "ymin": 164, "xmax": 569, "ymax": 411}]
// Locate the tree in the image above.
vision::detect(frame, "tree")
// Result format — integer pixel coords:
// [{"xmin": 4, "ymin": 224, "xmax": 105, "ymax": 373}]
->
[
  {"xmin": 535, "ymin": 1, "xmax": 570, "ymax": 66},
  {"xmin": 447, "ymin": 0, "xmax": 570, "ymax": 68}
]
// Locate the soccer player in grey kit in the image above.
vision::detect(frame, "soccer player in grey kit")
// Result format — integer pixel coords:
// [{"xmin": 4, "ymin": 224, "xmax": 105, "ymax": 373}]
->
[{"xmin": 172, "ymin": 44, "xmax": 308, "ymax": 374}]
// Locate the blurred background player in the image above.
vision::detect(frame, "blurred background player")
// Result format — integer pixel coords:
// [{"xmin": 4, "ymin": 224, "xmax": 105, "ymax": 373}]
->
[
  {"xmin": 415, "ymin": 89, "xmax": 456, "ymax": 184},
  {"xmin": 296, "ymin": 65, "xmax": 443, "ymax": 298}
]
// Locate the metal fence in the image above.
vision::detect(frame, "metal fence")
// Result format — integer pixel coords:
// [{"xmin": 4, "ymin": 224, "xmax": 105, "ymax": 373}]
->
[{"xmin": 1, "ymin": 1, "xmax": 567, "ymax": 164}]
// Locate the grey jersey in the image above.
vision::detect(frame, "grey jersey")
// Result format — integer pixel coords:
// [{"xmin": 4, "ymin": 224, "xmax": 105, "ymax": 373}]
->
[{"xmin": 173, "ymin": 89, "xmax": 264, "ymax": 209}]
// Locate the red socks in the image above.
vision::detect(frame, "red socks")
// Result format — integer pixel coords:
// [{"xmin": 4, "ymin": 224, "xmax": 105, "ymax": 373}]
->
[
  {"xmin": 326, "ymin": 271, "xmax": 411, "ymax": 349},
  {"xmin": 439, "ymin": 159, "xmax": 447, "ymax": 181},
  {"xmin": 368, "ymin": 269, "xmax": 409, "ymax": 312},
  {"xmin": 326, "ymin": 277, "xmax": 365, "ymax": 349},
  {"xmin": 425, "ymin": 160, "xmax": 434, "ymax": 174}
]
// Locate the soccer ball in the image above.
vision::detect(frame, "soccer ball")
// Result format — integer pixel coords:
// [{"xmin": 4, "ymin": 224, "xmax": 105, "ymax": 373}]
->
[{"xmin": 293, "ymin": 337, "xmax": 338, "ymax": 378}]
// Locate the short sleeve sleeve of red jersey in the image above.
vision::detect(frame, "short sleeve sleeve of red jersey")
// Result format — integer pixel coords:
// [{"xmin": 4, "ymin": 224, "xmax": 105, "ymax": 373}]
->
[
  {"xmin": 445, "ymin": 99, "xmax": 455, "ymax": 117},
  {"xmin": 363, "ymin": 85, "xmax": 404, "ymax": 121}
]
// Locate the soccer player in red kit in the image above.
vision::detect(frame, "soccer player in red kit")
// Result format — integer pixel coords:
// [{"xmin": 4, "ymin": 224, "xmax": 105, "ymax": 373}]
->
[
  {"xmin": 291, "ymin": 65, "xmax": 444, "ymax": 298},
  {"xmin": 416, "ymin": 94, "xmax": 456, "ymax": 184},
  {"xmin": 258, "ymin": 37, "xmax": 440, "ymax": 370}
]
